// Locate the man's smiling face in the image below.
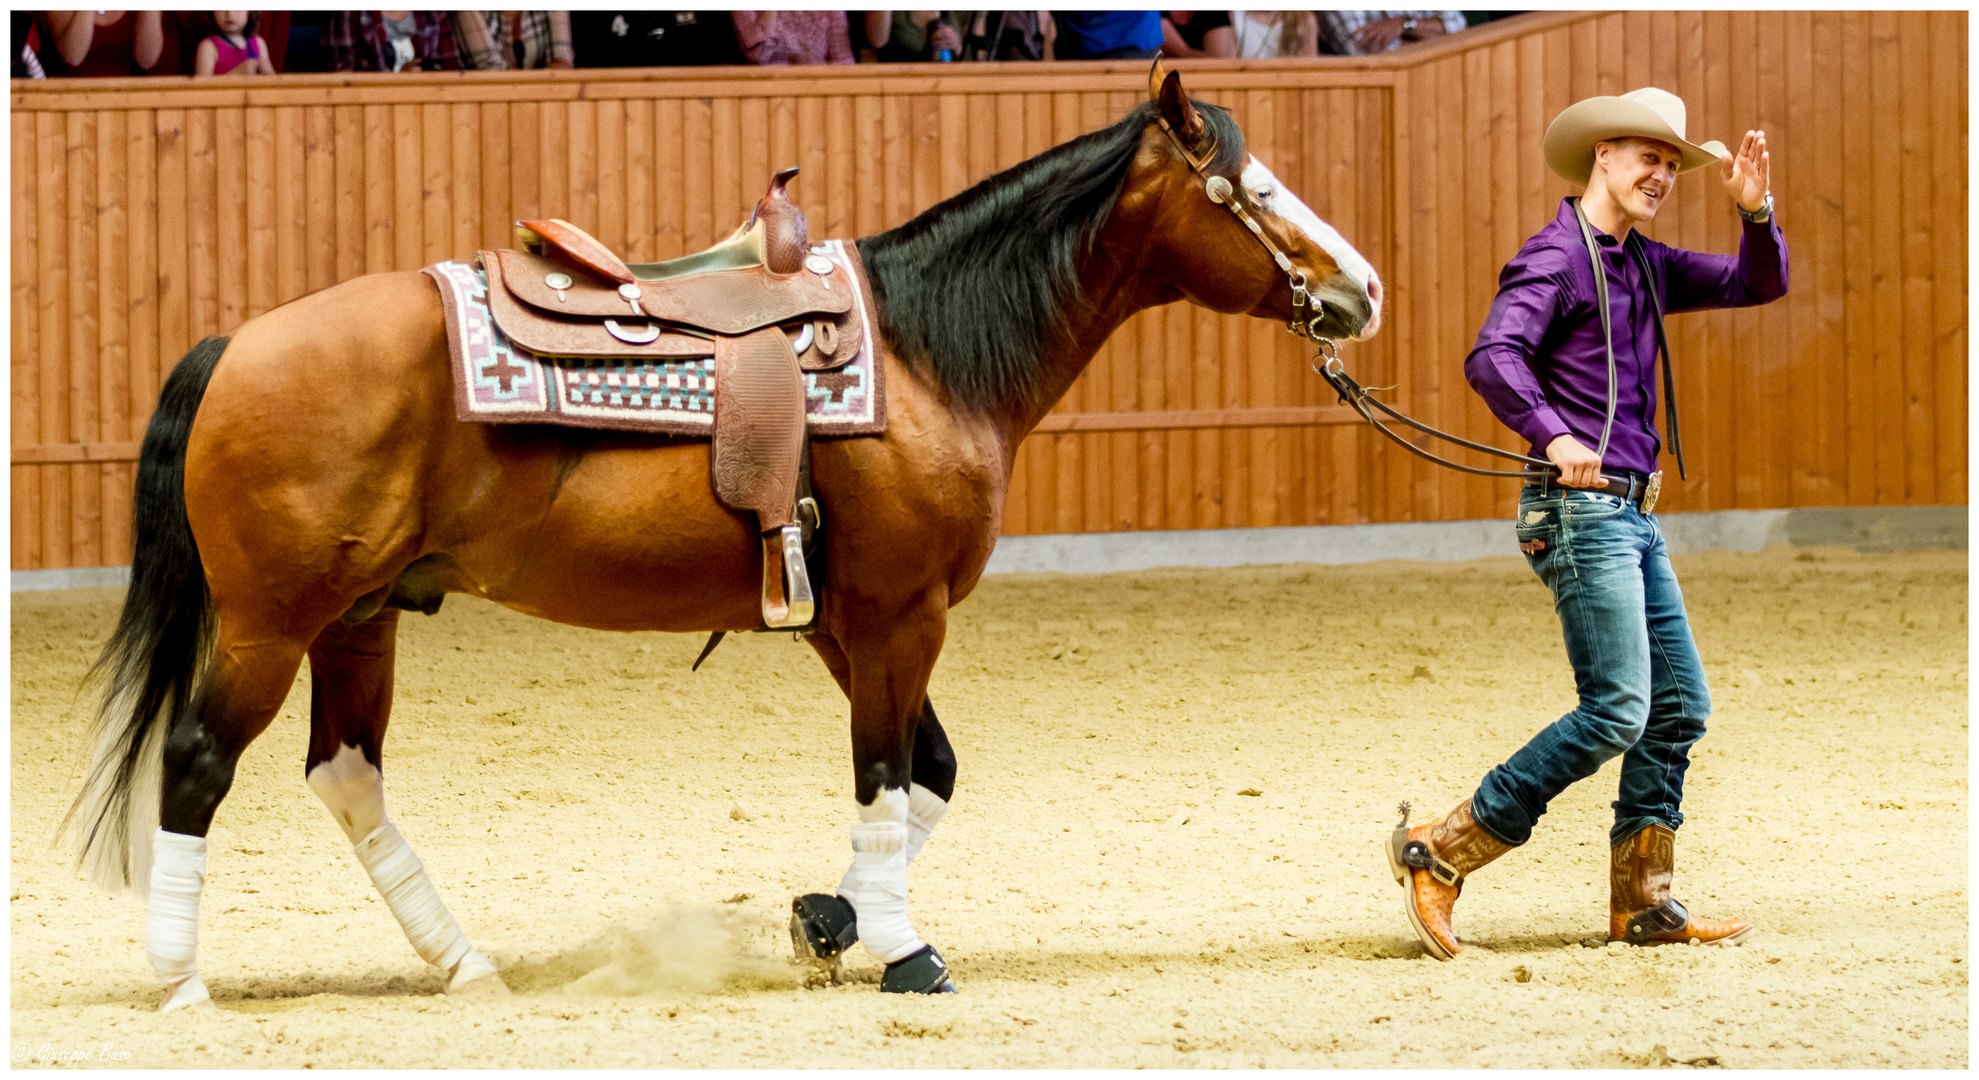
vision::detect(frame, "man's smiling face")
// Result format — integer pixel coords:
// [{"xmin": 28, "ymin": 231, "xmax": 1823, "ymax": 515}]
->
[{"xmin": 1593, "ymin": 137, "xmax": 1682, "ymax": 224}]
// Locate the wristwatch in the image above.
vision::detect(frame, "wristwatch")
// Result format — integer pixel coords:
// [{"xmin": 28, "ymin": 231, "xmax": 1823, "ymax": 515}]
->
[
  {"xmin": 1400, "ymin": 16, "xmax": 1419, "ymax": 39},
  {"xmin": 1737, "ymin": 191, "xmax": 1773, "ymax": 223}
]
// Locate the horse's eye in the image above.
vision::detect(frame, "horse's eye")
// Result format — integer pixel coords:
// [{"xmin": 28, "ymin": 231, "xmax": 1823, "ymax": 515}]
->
[{"xmin": 1253, "ymin": 188, "xmax": 1274, "ymax": 203}]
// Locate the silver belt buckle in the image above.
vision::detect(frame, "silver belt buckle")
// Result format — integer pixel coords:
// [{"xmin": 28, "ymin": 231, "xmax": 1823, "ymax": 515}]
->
[{"xmin": 1640, "ymin": 470, "xmax": 1662, "ymax": 514}]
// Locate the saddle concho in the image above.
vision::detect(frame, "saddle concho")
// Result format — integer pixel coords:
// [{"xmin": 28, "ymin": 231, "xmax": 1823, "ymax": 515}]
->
[{"xmin": 426, "ymin": 168, "xmax": 885, "ymax": 633}]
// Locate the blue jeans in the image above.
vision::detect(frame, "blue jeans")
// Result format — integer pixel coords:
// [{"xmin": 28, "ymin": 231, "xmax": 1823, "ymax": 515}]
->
[{"xmin": 1470, "ymin": 485, "xmax": 1712, "ymax": 849}]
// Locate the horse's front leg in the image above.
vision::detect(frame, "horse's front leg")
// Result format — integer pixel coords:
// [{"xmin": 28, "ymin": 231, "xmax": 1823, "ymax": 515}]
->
[{"xmin": 794, "ymin": 606, "xmax": 957, "ymax": 993}]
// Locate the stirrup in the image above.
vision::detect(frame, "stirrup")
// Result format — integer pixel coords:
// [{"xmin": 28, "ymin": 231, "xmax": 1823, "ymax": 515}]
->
[{"xmin": 760, "ymin": 523, "xmax": 814, "ymax": 629}]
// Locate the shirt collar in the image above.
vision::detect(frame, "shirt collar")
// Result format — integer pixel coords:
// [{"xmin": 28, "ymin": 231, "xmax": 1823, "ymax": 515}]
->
[{"xmin": 1556, "ymin": 198, "xmax": 1631, "ymax": 257}]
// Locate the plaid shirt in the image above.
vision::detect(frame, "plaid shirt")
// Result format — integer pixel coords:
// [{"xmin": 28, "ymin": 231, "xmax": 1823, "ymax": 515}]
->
[
  {"xmin": 326, "ymin": 11, "xmax": 461, "ymax": 73},
  {"xmin": 1316, "ymin": 11, "xmax": 1466, "ymax": 56},
  {"xmin": 454, "ymin": 11, "xmax": 573, "ymax": 71}
]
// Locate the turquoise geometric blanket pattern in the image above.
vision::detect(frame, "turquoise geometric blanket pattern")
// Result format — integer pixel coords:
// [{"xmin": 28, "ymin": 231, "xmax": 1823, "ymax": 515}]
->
[{"xmin": 423, "ymin": 239, "xmax": 883, "ymax": 437}]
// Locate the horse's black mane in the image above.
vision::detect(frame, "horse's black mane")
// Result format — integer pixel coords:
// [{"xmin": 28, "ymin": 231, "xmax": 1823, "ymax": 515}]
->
[{"xmin": 856, "ymin": 100, "xmax": 1245, "ymax": 414}]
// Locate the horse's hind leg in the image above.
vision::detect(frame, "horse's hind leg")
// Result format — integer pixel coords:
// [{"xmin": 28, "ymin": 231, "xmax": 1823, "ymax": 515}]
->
[
  {"xmin": 303, "ymin": 610, "xmax": 508, "ymax": 997},
  {"xmin": 149, "ymin": 621, "xmax": 312, "ymax": 1011}
]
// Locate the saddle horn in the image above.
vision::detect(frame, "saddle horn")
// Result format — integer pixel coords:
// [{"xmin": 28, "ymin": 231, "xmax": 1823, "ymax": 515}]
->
[{"xmin": 752, "ymin": 166, "xmax": 808, "ymax": 275}]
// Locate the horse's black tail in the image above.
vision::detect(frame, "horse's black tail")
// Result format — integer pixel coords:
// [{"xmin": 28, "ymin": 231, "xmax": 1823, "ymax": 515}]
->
[{"xmin": 62, "ymin": 335, "xmax": 228, "ymax": 894}]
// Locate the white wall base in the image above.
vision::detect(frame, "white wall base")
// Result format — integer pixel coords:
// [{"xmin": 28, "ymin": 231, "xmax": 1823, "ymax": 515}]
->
[
  {"xmin": 11, "ymin": 506, "xmax": 1964, "ymax": 591},
  {"xmin": 12, "ymin": 565, "xmax": 132, "ymax": 592},
  {"xmin": 982, "ymin": 505, "xmax": 1966, "ymax": 576}
]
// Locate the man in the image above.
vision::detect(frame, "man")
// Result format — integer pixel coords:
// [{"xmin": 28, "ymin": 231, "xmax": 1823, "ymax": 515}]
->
[{"xmin": 1389, "ymin": 88, "xmax": 1787, "ymax": 959}]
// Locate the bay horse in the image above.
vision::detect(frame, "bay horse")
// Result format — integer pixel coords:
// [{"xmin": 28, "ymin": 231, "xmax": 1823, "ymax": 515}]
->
[{"xmin": 66, "ymin": 65, "xmax": 1382, "ymax": 1009}]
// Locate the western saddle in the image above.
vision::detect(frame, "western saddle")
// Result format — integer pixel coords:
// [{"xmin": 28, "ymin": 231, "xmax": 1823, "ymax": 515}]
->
[{"xmin": 483, "ymin": 168, "xmax": 862, "ymax": 630}]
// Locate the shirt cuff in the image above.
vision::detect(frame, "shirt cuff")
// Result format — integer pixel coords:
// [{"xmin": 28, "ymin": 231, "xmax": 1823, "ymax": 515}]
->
[{"xmin": 1518, "ymin": 409, "xmax": 1576, "ymax": 456}]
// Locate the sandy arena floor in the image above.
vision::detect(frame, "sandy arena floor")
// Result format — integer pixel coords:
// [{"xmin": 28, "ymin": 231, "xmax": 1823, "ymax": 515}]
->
[{"xmin": 9, "ymin": 546, "xmax": 1968, "ymax": 1068}]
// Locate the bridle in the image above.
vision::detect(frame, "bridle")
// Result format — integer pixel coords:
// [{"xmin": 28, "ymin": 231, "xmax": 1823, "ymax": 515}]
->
[
  {"xmin": 1154, "ymin": 109, "xmax": 1653, "ymax": 489},
  {"xmin": 1153, "ymin": 114, "xmax": 1333, "ymax": 348}
]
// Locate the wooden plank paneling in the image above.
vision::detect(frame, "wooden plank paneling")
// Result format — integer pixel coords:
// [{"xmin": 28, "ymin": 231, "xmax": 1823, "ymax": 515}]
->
[
  {"xmin": 9, "ymin": 15, "xmax": 1968, "ymax": 569},
  {"xmin": 15, "ymin": 111, "xmax": 41, "ymax": 567},
  {"xmin": 38, "ymin": 109, "xmax": 72, "ymax": 569},
  {"xmin": 1928, "ymin": 11, "xmax": 1968, "ymax": 506},
  {"xmin": 419, "ymin": 102, "xmax": 451, "ymax": 267},
  {"xmin": 272, "ymin": 106, "xmax": 305, "ymax": 306}
]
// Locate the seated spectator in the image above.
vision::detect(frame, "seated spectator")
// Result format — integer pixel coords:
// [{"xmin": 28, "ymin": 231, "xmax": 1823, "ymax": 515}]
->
[
  {"xmin": 194, "ymin": 12, "xmax": 276, "ymax": 75},
  {"xmin": 873, "ymin": 11, "xmax": 963, "ymax": 62},
  {"xmin": 327, "ymin": 11, "xmax": 462, "ymax": 73},
  {"xmin": 571, "ymin": 12, "xmax": 743, "ymax": 68},
  {"xmin": 1051, "ymin": 10, "xmax": 1160, "ymax": 61},
  {"xmin": 454, "ymin": 11, "xmax": 573, "ymax": 71},
  {"xmin": 1160, "ymin": 11, "xmax": 1233, "ymax": 59},
  {"xmin": 1229, "ymin": 11, "xmax": 1316, "ymax": 58},
  {"xmin": 283, "ymin": 11, "xmax": 334, "ymax": 72},
  {"xmin": 731, "ymin": 11, "xmax": 853, "ymax": 66},
  {"xmin": 1316, "ymin": 11, "xmax": 1465, "ymax": 56},
  {"xmin": 14, "ymin": 12, "xmax": 46, "ymax": 77},
  {"xmin": 162, "ymin": 10, "xmax": 287, "ymax": 74},
  {"xmin": 36, "ymin": 11, "xmax": 165, "ymax": 76},
  {"xmin": 870, "ymin": 11, "xmax": 1054, "ymax": 63},
  {"xmin": 959, "ymin": 11, "xmax": 1053, "ymax": 61}
]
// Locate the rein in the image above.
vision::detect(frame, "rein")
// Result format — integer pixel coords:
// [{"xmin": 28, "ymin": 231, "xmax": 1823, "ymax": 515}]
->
[
  {"xmin": 1156, "ymin": 114, "xmax": 1660, "ymax": 488},
  {"xmin": 1313, "ymin": 200, "xmax": 1627, "ymax": 480}
]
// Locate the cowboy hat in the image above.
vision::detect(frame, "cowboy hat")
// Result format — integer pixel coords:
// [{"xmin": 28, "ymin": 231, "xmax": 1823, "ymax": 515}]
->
[{"xmin": 1543, "ymin": 87, "xmax": 1729, "ymax": 186}]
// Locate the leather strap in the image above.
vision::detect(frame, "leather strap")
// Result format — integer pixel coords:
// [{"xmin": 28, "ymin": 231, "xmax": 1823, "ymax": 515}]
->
[
  {"xmin": 1316, "ymin": 197, "xmax": 1626, "ymax": 482},
  {"xmin": 1570, "ymin": 198, "xmax": 1619, "ymax": 462},
  {"xmin": 1152, "ymin": 112, "xmax": 1329, "ymax": 341},
  {"xmin": 1627, "ymin": 236, "xmax": 1686, "ymax": 480}
]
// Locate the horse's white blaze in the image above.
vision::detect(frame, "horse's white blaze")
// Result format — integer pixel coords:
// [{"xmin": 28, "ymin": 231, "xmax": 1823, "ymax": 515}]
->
[
  {"xmin": 307, "ymin": 743, "xmax": 498, "ymax": 991},
  {"xmin": 1240, "ymin": 155, "xmax": 1382, "ymax": 336}
]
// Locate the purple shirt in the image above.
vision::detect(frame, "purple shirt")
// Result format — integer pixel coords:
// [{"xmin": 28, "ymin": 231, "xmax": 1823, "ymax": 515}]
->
[{"xmin": 1465, "ymin": 198, "xmax": 1788, "ymax": 475}]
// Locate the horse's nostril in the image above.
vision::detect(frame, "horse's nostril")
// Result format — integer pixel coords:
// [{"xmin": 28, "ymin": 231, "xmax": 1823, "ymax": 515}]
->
[{"xmin": 1367, "ymin": 275, "xmax": 1384, "ymax": 307}]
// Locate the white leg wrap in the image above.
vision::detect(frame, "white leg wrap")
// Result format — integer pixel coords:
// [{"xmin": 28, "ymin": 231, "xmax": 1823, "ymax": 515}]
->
[
  {"xmin": 904, "ymin": 783, "xmax": 948, "ymax": 864},
  {"xmin": 310, "ymin": 745, "xmax": 494, "ymax": 989},
  {"xmin": 354, "ymin": 822, "xmax": 478, "ymax": 978},
  {"xmin": 836, "ymin": 821, "xmax": 924, "ymax": 964},
  {"xmin": 145, "ymin": 829, "xmax": 211, "ymax": 1011}
]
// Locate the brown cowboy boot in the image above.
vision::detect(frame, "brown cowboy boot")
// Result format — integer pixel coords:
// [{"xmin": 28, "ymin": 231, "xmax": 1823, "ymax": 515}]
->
[
  {"xmin": 1386, "ymin": 799, "xmax": 1513, "ymax": 960},
  {"xmin": 1609, "ymin": 823, "xmax": 1753, "ymax": 946}
]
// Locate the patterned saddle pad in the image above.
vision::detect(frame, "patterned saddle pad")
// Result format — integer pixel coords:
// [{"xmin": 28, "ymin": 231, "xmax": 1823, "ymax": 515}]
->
[{"xmin": 423, "ymin": 239, "xmax": 884, "ymax": 437}]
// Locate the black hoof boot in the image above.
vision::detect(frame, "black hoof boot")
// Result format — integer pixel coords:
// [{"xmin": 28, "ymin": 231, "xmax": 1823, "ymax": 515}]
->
[
  {"xmin": 790, "ymin": 893, "xmax": 859, "ymax": 966},
  {"xmin": 881, "ymin": 945, "xmax": 957, "ymax": 994}
]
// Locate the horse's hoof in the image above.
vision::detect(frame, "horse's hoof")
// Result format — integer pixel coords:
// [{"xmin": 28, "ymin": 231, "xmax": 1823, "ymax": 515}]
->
[
  {"xmin": 881, "ymin": 945, "xmax": 957, "ymax": 994},
  {"xmin": 448, "ymin": 972, "xmax": 512, "ymax": 998},
  {"xmin": 790, "ymin": 893, "xmax": 859, "ymax": 963}
]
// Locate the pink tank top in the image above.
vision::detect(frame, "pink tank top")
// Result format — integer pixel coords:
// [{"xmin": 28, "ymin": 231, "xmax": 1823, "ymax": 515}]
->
[{"xmin": 204, "ymin": 33, "xmax": 260, "ymax": 75}]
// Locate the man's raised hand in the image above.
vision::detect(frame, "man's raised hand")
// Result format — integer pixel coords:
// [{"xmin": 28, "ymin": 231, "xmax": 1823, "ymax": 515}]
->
[{"xmin": 1721, "ymin": 129, "xmax": 1770, "ymax": 212}]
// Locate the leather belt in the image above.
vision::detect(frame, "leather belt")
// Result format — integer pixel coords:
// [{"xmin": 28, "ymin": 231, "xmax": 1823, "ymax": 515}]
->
[{"xmin": 1526, "ymin": 469, "xmax": 1662, "ymax": 514}]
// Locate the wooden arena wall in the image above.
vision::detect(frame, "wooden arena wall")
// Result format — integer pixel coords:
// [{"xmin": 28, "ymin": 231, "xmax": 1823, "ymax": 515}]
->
[{"xmin": 10, "ymin": 10, "xmax": 1967, "ymax": 570}]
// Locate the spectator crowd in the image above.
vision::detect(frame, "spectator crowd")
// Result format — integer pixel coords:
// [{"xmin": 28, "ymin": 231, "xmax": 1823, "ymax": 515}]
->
[{"xmin": 14, "ymin": 10, "xmax": 1526, "ymax": 78}]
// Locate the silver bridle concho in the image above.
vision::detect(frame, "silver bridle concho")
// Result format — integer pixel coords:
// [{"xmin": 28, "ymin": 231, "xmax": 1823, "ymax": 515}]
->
[{"xmin": 1155, "ymin": 115, "xmax": 1333, "ymax": 347}]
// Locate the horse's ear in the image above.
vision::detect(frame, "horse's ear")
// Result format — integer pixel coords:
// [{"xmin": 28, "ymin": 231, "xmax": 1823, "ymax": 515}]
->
[{"xmin": 1152, "ymin": 65, "xmax": 1206, "ymax": 152}]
